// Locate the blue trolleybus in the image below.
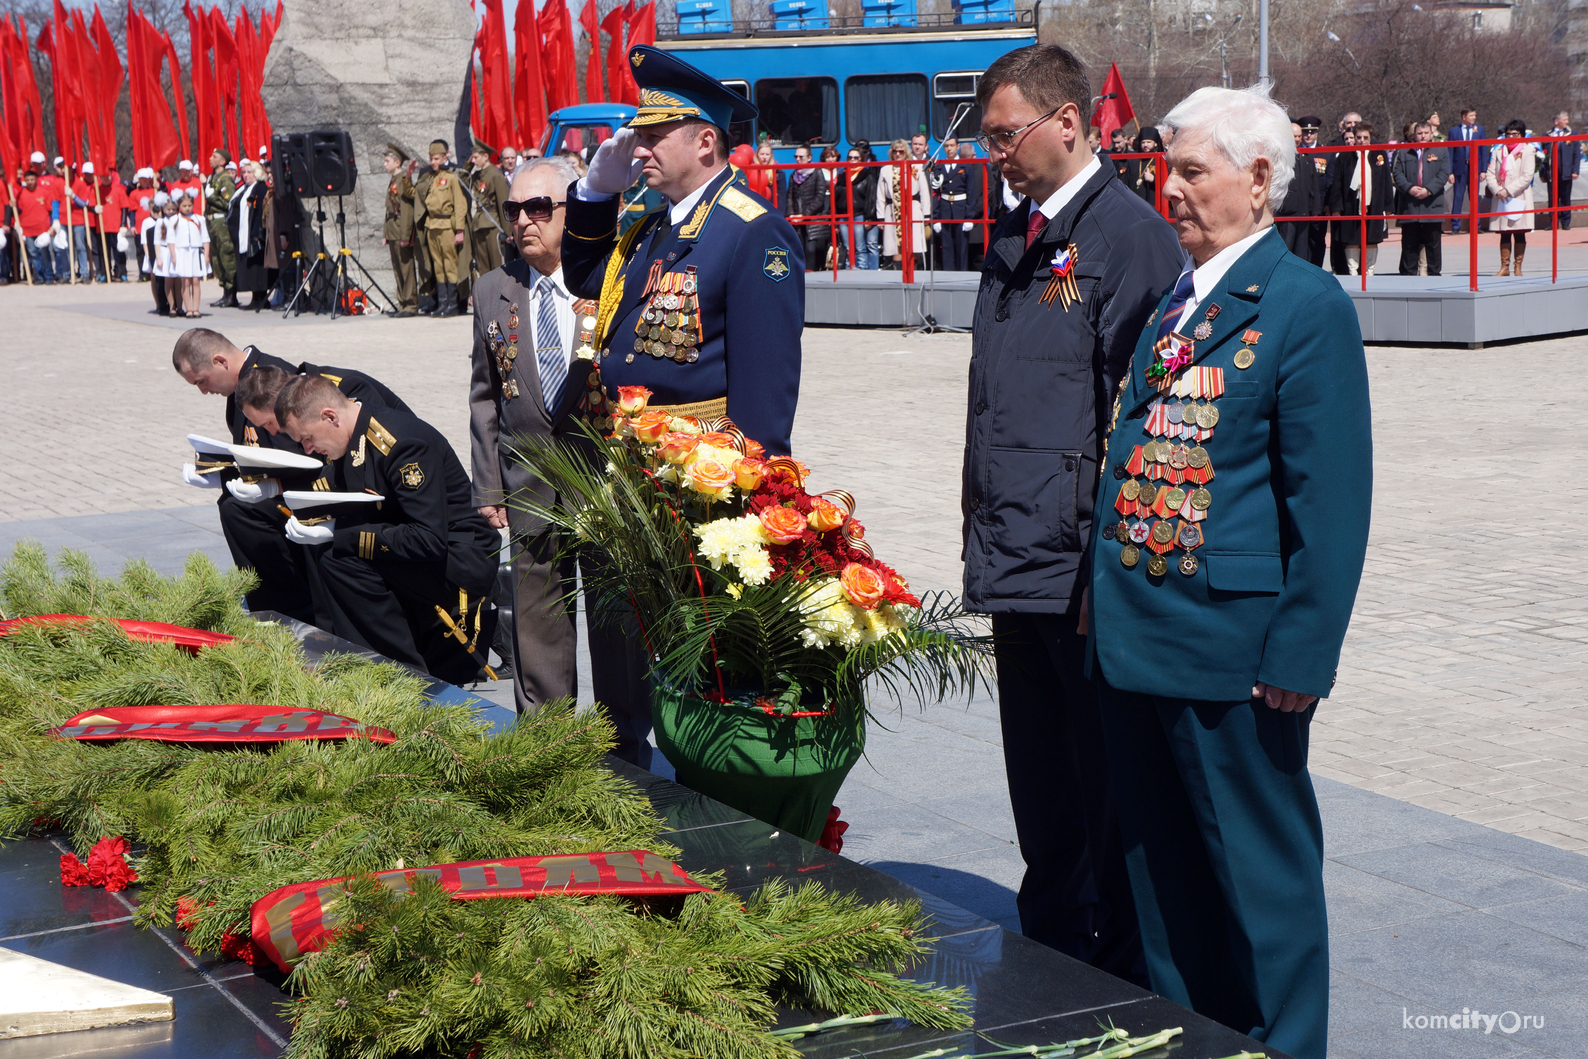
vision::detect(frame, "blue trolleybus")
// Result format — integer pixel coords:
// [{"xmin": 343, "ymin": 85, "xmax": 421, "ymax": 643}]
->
[{"xmin": 540, "ymin": 2, "xmax": 1037, "ymax": 163}]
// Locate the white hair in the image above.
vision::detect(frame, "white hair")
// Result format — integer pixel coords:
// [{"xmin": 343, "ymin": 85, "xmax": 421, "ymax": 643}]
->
[
  {"xmin": 518, "ymin": 154, "xmax": 581, "ymax": 189},
  {"xmin": 1162, "ymin": 84, "xmax": 1295, "ymax": 212}
]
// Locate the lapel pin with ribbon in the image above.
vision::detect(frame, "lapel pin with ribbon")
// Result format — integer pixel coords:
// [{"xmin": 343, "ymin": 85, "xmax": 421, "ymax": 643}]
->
[{"xmin": 1040, "ymin": 243, "xmax": 1082, "ymax": 311}]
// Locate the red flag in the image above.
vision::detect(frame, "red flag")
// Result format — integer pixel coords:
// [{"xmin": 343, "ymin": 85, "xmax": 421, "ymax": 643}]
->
[
  {"xmin": 160, "ymin": 28, "xmax": 189, "ymax": 162},
  {"xmin": 0, "ymin": 19, "xmax": 22, "ymax": 189},
  {"xmin": 537, "ymin": 0, "xmax": 577, "ymax": 112},
  {"xmin": 184, "ymin": 2, "xmax": 210, "ymax": 162},
  {"xmin": 234, "ymin": 12, "xmax": 258, "ymax": 157},
  {"xmin": 4, "ymin": 17, "xmax": 47, "ymax": 163},
  {"xmin": 65, "ymin": 10, "xmax": 102, "ymax": 168},
  {"xmin": 512, "ymin": 0, "xmax": 546, "ymax": 151},
  {"xmin": 601, "ymin": 1, "xmax": 633, "ymax": 106},
  {"xmin": 37, "ymin": 10, "xmax": 82, "ymax": 167},
  {"xmin": 626, "ymin": 2, "xmax": 654, "ymax": 52},
  {"xmin": 126, "ymin": 7, "xmax": 180, "ymax": 170},
  {"xmin": 209, "ymin": 7, "xmax": 239, "ymax": 161},
  {"xmin": 578, "ymin": 0, "xmax": 603, "ymax": 104},
  {"xmin": 476, "ymin": 0, "xmax": 512, "ymax": 149},
  {"xmin": 1090, "ymin": 63, "xmax": 1135, "ymax": 143},
  {"xmin": 89, "ymin": 8, "xmax": 123, "ymax": 171}
]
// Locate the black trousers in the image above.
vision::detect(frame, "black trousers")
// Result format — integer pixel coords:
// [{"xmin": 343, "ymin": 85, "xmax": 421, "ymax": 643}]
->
[
  {"xmin": 312, "ymin": 550, "xmax": 491, "ymax": 685},
  {"xmin": 1398, "ymin": 221, "xmax": 1442, "ymax": 275},
  {"xmin": 217, "ymin": 494, "xmax": 315, "ymax": 622},
  {"xmin": 1546, "ymin": 178, "xmax": 1575, "ymax": 230},
  {"xmin": 1307, "ymin": 221, "xmax": 1328, "ymax": 268},
  {"xmin": 991, "ymin": 614, "xmax": 1145, "ymax": 984},
  {"xmin": 1276, "ymin": 219, "xmax": 1309, "ymax": 257},
  {"xmin": 940, "ymin": 222, "xmax": 969, "ymax": 271}
]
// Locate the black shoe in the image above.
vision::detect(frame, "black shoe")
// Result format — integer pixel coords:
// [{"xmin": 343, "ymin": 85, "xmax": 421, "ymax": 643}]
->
[
  {"xmin": 246, "ymin": 294, "xmax": 266, "ymax": 311},
  {"xmin": 210, "ymin": 290, "xmax": 239, "ymax": 308},
  {"xmin": 394, "ymin": 309, "xmax": 416, "ymax": 318}
]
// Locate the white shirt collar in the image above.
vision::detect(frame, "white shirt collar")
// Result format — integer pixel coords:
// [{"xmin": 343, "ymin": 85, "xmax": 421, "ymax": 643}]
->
[
  {"xmin": 530, "ymin": 265, "xmax": 570, "ymax": 298},
  {"xmin": 1032, "ymin": 155, "xmax": 1102, "ymax": 221},
  {"xmin": 668, "ymin": 168, "xmax": 725, "ymax": 225},
  {"xmin": 1188, "ymin": 226, "xmax": 1272, "ymax": 307}
]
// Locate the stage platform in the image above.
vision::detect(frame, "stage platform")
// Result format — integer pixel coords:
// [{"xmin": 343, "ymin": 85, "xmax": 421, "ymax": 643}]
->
[{"xmin": 803, "ymin": 269, "xmax": 1588, "ymax": 347}]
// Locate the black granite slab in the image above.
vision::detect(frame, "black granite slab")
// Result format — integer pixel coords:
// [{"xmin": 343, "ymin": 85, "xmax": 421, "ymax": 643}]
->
[{"xmin": 0, "ymin": 619, "xmax": 1283, "ymax": 1059}]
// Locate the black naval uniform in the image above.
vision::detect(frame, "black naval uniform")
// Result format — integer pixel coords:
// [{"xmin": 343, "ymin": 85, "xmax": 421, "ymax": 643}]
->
[
  {"xmin": 931, "ymin": 159, "xmax": 977, "ymax": 271},
  {"xmin": 312, "ymin": 404, "xmax": 500, "ymax": 684},
  {"xmin": 1276, "ymin": 150, "xmax": 1322, "ymax": 258},
  {"xmin": 219, "ymin": 348, "xmax": 409, "ymax": 622},
  {"xmin": 562, "ymin": 164, "xmax": 805, "ymax": 455}
]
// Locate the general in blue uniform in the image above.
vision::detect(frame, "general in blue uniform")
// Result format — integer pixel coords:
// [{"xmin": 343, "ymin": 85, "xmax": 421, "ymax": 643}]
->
[
  {"xmin": 1086, "ymin": 87, "xmax": 1372, "ymax": 1059},
  {"xmin": 561, "ymin": 46, "xmax": 805, "ymax": 455}
]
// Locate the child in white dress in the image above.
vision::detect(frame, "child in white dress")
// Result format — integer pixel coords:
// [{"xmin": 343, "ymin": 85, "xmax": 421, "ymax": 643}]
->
[
  {"xmin": 154, "ymin": 197, "xmax": 182, "ymax": 315},
  {"xmin": 141, "ymin": 192, "xmax": 169, "ymax": 316},
  {"xmin": 170, "ymin": 190, "xmax": 210, "ymax": 318}
]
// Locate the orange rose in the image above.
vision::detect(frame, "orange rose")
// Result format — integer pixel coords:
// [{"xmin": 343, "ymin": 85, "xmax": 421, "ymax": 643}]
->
[
  {"xmin": 733, "ymin": 457, "xmax": 766, "ymax": 490},
  {"xmin": 701, "ymin": 431, "xmax": 743, "ymax": 453},
  {"xmin": 616, "ymin": 386, "xmax": 653, "ymax": 416},
  {"xmin": 686, "ymin": 458, "xmax": 735, "ymax": 497},
  {"xmin": 758, "ymin": 505, "xmax": 808, "ymax": 544},
  {"xmin": 807, "ymin": 498, "xmax": 846, "ymax": 532},
  {"xmin": 840, "ymin": 563, "xmax": 886, "ymax": 609},
  {"xmin": 847, "ymin": 520, "xmax": 867, "ymax": 541},
  {"xmin": 657, "ymin": 433, "xmax": 701, "ymax": 464},
  {"xmin": 742, "ymin": 438, "xmax": 767, "ymax": 460},
  {"xmin": 630, "ymin": 410, "xmax": 671, "ymax": 444}
]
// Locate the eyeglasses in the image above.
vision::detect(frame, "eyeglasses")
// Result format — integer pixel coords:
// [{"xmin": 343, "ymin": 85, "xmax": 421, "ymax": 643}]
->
[
  {"xmin": 975, "ymin": 107, "xmax": 1061, "ymax": 153},
  {"xmin": 504, "ymin": 197, "xmax": 565, "ymax": 221}
]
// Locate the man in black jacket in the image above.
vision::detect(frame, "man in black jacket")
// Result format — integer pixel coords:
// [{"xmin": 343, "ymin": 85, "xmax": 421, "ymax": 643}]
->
[
  {"xmin": 1391, "ymin": 122, "xmax": 1449, "ymax": 275},
  {"xmin": 964, "ymin": 43, "xmax": 1183, "ymax": 982},
  {"xmin": 1277, "ymin": 121, "xmax": 1321, "ymax": 257},
  {"xmin": 171, "ymin": 328, "xmax": 410, "ymax": 622}
]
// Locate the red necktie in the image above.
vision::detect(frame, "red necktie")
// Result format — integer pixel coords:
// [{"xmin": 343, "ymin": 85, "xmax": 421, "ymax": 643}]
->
[
  {"xmin": 1026, "ymin": 206, "xmax": 1046, "ymax": 249},
  {"xmin": 1417, "ymin": 150, "xmax": 1424, "ymax": 186}
]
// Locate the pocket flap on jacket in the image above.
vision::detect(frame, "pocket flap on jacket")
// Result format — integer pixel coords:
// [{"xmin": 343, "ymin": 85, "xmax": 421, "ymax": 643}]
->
[{"xmin": 1204, "ymin": 552, "xmax": 1283, "ymax": 593}]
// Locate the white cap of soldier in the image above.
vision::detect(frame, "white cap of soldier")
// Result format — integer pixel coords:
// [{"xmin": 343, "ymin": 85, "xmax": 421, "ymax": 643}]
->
[
  {"xmin": 178, "ymin": 159, "xmax": 193, "ymax": 170},
  {"xmin": 30, "ymin": 150, "xmax": 45, "ymax": 163}
]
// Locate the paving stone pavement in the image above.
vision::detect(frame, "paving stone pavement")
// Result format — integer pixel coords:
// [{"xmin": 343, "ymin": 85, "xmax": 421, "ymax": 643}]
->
[{"xmin": 4, "ymin": 279, "xmax": 1588, "ymax": 1054}]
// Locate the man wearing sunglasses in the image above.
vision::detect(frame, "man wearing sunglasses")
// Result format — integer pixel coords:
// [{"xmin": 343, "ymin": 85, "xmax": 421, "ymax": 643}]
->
[
  {"xmin": 468, "ymin": 156, "xmax": 652, "ymax": 763},
  {"xmin": 561, "ymin": 45, "xmax": 805, "ymax": 457},
  {"xmin": 962, "ymin": 43, "xmax": 1183, "ymax": 986}
]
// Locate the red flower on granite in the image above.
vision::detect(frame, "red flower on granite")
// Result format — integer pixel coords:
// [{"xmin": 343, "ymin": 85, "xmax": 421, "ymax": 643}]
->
[
  {"xmin": 60, "ymin": 852, "xmax": 91, "ymax": 886},
  {"xmin": 85, "ymin": 835, "xmax": 139, "ymax": 892}
]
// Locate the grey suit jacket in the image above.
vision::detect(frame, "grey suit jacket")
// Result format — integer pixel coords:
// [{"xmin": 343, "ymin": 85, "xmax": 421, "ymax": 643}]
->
[
  {"xmin": 468, "ymin": 259, "xmax": 595, "ymax": 534},
  {"xmin": 1391, "ymin": 145, "xmax": 1451, "ymax": 217}
]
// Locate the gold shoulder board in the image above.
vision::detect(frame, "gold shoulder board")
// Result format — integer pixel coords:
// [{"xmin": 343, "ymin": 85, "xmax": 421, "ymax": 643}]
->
[
  {"xmin": 366, "ymin": 417, "xmax": 397, "ymax": 456},
  {"xmin": 320, "ymin": 373, "xmax": 343, "ymax": 385},
  {"xmin": 719, "ymin": 186, "xmax": 766, "ymax": 223}
]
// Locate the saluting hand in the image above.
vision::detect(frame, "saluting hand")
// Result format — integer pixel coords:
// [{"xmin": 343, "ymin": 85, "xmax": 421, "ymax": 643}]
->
[
  {"xmin": 1254, "ymin": 682, "xmax": 1318, "ymax": 713},
  {"xmin": 583, "ymin": 127, "xmax": 645, "ymax": 198}
]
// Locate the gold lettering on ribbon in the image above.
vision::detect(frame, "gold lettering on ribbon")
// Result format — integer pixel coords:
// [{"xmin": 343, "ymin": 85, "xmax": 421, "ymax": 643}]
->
[
  {"xmin": 537, "ymin": 855, "xmax": 601, "ymax": 889},
  {"xmin": 606, "ymin": 851, "xmax": 692, "ymax": 886},
  {"xmin": 457, "ymin": 864, "xmax": 526, "ymax": 892},
  {"xmin": 265, "ymin": 891, "xmax": 309, "ymax": 965}
]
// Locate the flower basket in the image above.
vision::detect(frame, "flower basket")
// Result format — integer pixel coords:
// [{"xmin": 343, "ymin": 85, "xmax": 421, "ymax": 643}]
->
[{"xmin": 651, "ymin": 676, "xmax": 865, "ymax": 844}]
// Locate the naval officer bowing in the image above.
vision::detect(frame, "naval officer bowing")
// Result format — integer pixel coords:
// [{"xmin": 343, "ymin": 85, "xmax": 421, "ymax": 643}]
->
[
  {"xmin": 1086, "ymin": 85, "xmax": 1372, "ymax": 1059},
  {"xmin": 561, "ymin": 45, "xmax": 804, "ymax": 455},
  {"xmin": 470, "ymin": 155, "xmax": 653, "ymax": 764}
]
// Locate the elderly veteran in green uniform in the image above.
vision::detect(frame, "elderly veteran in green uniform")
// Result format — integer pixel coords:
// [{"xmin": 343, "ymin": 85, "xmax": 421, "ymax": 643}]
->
[
  {"xmin": 561, "ymin": 45, "xmax": 805, "ymax": 455},
  {"xmin": 205, "ymin": 148, "xmax": 238, "ymax": 308},
  {"xmin": 1084, "ymin": 85, "xmax": 1371, "ymax": 1059},
  {"xmin": 382, "ymin": 144, "xmax": 419, "ymax": 317}
]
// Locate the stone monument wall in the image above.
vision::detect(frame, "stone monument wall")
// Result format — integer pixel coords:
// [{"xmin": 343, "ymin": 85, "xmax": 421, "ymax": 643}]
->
[{"xmin": 261, "ymin": 0, "xmax": 476, "ymax": 305}]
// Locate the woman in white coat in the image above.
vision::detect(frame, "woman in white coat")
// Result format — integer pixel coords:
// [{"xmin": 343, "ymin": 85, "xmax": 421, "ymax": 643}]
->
[
  {"xmin": 876, "ymin": 137, "xmax": 931, "ymax": 271},
  {"xmin": 1483, "ymin": 119, "xmax": 1535, "ymax": 276}
]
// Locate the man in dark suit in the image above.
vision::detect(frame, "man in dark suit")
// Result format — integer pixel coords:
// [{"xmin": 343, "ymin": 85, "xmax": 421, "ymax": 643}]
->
[
  {"xmin": 1276, "ymin": 120, "xmax": 1321, "ymax": 257},
  {"xmin": 1392, "ymin": 121, "xmax": 1450, "ymax": 274},
  {"xmin": 1448, "ymin": 108, "xmax": 1490, "ymax": 233},
  {"xmin": 1541, "ymin": 111, "xmax": 1581, "ymax": 231},
  {"xmin": 964, "ymin": 43, "xmax": 1183, "ymax": 983},
  {"xmin": 562, "ymin": 45, "xmax": 804, "ymax": 457},
  {"xmin": 469, "ymin": 155, "xmax": 652, "ymax": 763},
  {"xmin": 1087, "ymin": 85, "xmax": 1371, "ymax": 1059},
  {"xmin": 1295, "ymin": 117, "xmax": 1331, "ymax": 267}
]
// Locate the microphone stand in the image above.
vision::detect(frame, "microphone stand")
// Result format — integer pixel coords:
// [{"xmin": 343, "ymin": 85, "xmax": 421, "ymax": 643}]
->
[{"xmin": 906, "ymin": 103, "xmax": 974, "ymax": 336}]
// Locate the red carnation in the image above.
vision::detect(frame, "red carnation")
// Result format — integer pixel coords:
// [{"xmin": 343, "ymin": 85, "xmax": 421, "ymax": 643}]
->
[
  {"xmin": 85, "ymin": 836, "xmax": 139, "ymax": 892},
  {"xmin": 220, "ymin": 929, "xmax": 259, "ymax": 965},
  {"xmin": 60, "ymin": 853, "xmax": 91, "ymax": 886}
]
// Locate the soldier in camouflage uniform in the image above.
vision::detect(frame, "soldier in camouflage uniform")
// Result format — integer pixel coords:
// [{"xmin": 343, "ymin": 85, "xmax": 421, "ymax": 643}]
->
[{"xmin": 205, "ymin": 148, "xmax": 239, "ymax": 308}]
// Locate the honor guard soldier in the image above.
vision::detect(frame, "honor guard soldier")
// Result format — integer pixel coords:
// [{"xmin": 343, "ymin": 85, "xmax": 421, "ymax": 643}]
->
[
  {"xmin": 274, "ymin": 374, "xmax": 501, "ymax": 685},
  {"xmin": 561, "ymin": 45, "xmax": 805, "ymax": 456},
  {"xmin": 466, "ymin": 140, "xmax": 511, "ymax": 277},
  {"xmin": 205, "ymin": 149, "xmax": 238, "ymax": 307},
  {"xmin": 382, "ymin": 145, "xmax": 419, "ymax": 317},
  {"xmin": 417, "ymin": 140, "xmax": 470, "ymax": 317},
  {"xmin": 172, "ymin": 328, "xmax": 411, "ymax": 622},
  {"xmin": 1296, "ymin": 117, "xmax": 1330, "ymax": 268},
  {"xmin": 929, "ymin": 137, "xmax": 976, "ymax": 271}
]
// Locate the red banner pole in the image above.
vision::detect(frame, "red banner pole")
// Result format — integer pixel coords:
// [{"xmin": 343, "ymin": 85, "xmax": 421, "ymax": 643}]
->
[
  {"xmin": 901, "ymin": 160, "xmax": 914, "ymax": 284},
  {"xmin": 1359, "ymin": 145, "xmax": 1368, "ymax": 292},
  {"xmin": 845, "ymin": 166, "xmax": 855, "ymax": 270},
  {"xmin": 1469, "ymin": 139, "xmax": 1479, "ymax": 292},
  {"xmin": 1551, "ymin": 136, "xmax": 1559, "ymax": 283}
]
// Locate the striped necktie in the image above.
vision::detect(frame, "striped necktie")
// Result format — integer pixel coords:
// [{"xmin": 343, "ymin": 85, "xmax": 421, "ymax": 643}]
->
[
  {"xmin": 1154, "ymin": 268, "xmax": 1196, "ymax": 343},
  {"xmin": 534, "ymin": 275, "xmax": 565, "ymax": 411}
]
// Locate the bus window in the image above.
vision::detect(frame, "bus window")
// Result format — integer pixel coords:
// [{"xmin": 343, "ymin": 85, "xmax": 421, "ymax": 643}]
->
[
  {"xmin": 722, "ymin": 79, "xmax": 756, "ymax": 149},
  {"xmin": 545, "ymin": 123, "xmax": 613, "ymax": 166},
  {"xmin": 844, "ymin": 74, "xmax": 929, "ymax": 146},
  {"xmin": 933, "ymin": 72, "xmax": 981, "ymax": 141},
  {"xmin": 755, "ymin": 78, "xmax": 838, "ymax": 146}
]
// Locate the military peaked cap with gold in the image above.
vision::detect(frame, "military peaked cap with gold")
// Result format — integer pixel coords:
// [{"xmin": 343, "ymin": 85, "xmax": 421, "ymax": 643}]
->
[{"xmin": 627, "ymin": 45, "xmax": 758, "ymax": 131}]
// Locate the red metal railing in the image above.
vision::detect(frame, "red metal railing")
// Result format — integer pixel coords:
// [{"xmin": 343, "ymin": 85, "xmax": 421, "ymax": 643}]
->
[{"xmin": 741, "ymin": 134, "xmax": 1586, "ymax": 292}]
